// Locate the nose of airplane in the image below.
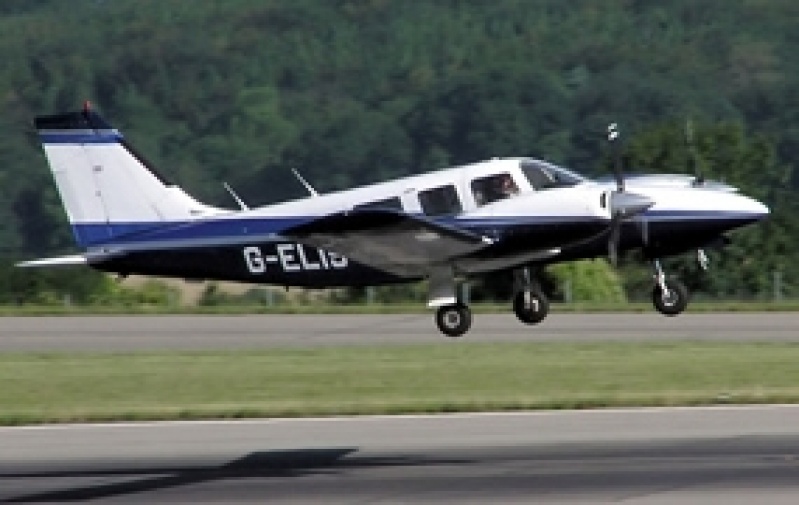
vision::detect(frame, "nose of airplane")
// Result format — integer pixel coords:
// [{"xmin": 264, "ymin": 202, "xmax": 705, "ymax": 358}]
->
[
  {"xmin": 736, "ymin": 193, "xmax": 770, "ymax": 220},
  {"xmin": 632, "ymin": 186, "xmax": 769, "ymax": 233}
]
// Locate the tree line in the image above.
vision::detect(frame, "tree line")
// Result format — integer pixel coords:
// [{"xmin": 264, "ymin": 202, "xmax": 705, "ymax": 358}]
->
[{"xmin": 0, "ymin": 0, "xmax": 796, "ymax": 303}]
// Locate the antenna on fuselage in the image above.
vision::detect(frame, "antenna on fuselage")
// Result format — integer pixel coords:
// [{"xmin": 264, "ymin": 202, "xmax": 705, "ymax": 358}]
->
[
  {"xmin": 223, "ymin": 182, "xmax": 250, "ymax": 211},
  {"xmin": 291, "ymin": 168, "xmax": 319, "ymax": 197},
  {"xmin": 685, "ymin": 118, "xmax": 705, "ymax": 186}
]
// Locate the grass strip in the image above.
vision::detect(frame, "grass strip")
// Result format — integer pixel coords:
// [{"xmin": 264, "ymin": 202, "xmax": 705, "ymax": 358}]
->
[{"xmin": 2, "ymin": 341, "xmax": 799, "ymax": 425}]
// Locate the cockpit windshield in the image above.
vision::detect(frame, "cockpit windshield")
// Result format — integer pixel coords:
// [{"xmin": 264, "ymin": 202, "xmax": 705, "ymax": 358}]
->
[{"xmin": 520, "ymin": 159, "xmax": 586, "ymax": 190}]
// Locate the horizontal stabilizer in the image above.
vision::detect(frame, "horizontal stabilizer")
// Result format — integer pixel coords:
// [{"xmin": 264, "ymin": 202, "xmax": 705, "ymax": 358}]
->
[
  {"xmin": 16, "ymin": 254, "xmax": 89, "ymax": 268},
  {"xmin": 284, "ymin": 209, "xmax": 493, "ymax": 276}
]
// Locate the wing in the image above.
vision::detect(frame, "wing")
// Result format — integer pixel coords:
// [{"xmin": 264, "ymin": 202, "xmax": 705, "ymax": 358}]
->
[{"xmin": 283, "ymin": 209, "xmax": 493, "ymax": 276}]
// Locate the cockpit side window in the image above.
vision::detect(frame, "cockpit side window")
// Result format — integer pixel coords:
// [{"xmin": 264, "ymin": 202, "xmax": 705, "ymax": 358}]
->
[
  {"xmin": 527, "ymin": 166, "xmax": 556, "ymax": 190},
  {"xmin": 471, "ymin": 172, "xmax": 519, "ymax": 206},
  {"xmin": 521, "ymin": 159, "xmax": 584, "ymax": 190}
]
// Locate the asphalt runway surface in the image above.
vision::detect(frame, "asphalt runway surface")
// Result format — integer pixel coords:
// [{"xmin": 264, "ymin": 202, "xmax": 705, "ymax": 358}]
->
[
  {"xmin": 3, "ymin": 406, "xmax": 799, "ymax": 504},
  {"xmin": 0, "ymin": 312, "xmax": 797, "ymax": 351},
  {"xmin": 2, "ymin": 313, "xmax": 798, "ymax": 503}
]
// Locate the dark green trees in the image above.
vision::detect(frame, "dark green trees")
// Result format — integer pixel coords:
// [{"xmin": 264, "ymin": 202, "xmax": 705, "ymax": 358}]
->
[{"xmin": 0, "ymin": 0, "xmax": 796, "ymax": 302}]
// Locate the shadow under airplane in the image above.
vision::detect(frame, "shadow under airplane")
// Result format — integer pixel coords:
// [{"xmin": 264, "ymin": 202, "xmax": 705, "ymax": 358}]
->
[{"xmin": 2, "ymin": 447, "xmax": 472, "ymax": 502}]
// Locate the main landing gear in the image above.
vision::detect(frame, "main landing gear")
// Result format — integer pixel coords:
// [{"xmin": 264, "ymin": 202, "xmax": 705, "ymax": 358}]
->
[
  {"xmin": 512, "ymin": 267, "xmax": 549, "ymax": 325},
  {"xmin": 433, "ymin": 289, "xmax": 550, "ymax": 337},
  {"xmin": 435, "ymin": 303, "xmax": 472, "ymax": 337},
  {"xmin": 651, "ymin": 259, "xmax": 689, "ymax": 316},
  {"xmin": 431, "ymin": 266, "xmax": 551, "ymax": 338},
  {"xmin": 429, "ymin": 267, "xmax": 473, "ymax": 338}
]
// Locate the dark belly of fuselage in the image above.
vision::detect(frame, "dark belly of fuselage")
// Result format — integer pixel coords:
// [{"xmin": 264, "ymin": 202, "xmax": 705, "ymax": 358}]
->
[
  {"xmin": 93, "ymin": 241, "xmax": 411, "ymax": 287},
  {"xmin": 467, "ymin": 219, "xmax": 610, "ymax": 256}
]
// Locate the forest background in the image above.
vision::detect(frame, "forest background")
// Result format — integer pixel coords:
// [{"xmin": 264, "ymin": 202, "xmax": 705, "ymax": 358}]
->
[{"xmin": 0, "ymin": 0, "xmax": 796, "ymax": 307}]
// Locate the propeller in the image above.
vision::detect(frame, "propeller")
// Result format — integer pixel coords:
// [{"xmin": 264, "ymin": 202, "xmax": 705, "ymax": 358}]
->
[
  {"xmin": 608, "ymin": 123, "xmax": 623, "ymax": 192},
  {"xmin": 605, "ymin": 123, "xmax": 654, "ymax": 265}
]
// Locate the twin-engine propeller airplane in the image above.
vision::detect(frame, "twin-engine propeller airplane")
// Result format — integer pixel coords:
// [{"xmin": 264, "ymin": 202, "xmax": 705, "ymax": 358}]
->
[{"xmin": 20, "ymin": 104, "xmax": 769, "ymax": 336}]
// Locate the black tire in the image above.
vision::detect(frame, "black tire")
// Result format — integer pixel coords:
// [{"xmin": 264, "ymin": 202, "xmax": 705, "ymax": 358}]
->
[
  {"xmin": 435, "ymin": 303, "xmax": 472, "ymax": 337},
  {"xmin": 513, "ymin": 289, "xmax": 549, "ymax": 325},
  {"xmin": 652, "ymin": 278, "xmax": 689, "ymax": 316}
]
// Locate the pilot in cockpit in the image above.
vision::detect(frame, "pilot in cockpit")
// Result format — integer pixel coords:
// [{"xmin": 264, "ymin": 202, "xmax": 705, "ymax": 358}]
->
[{"xmin": 498, "ymin": 173, "xmax": 519, "ymax": 198}]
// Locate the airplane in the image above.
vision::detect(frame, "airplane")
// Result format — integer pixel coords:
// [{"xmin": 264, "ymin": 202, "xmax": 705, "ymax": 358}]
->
[{"xmin": 19, "ymin": 103, "xmax": 769, "ymax": 337}]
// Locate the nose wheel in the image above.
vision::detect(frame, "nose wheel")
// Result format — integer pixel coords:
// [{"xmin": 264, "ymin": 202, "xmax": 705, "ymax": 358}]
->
[{"xmin": 651, "ymin": 260, "xmax": 689, "ymax": 316}]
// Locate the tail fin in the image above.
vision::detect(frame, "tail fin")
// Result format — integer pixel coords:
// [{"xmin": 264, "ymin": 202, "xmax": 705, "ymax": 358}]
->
[{"xmin": 35, "ymin": 102, "xmax": 222, "ymax": 248}]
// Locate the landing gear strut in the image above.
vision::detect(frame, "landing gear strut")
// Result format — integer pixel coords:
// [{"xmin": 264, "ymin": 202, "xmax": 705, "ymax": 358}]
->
[
  {"xmin": 651, "ymin": 260, "xmax": 689, "ymax": 316},
  {"xmin": 513, "ymin": 267, "xmax": 549, "ymax": 325}
]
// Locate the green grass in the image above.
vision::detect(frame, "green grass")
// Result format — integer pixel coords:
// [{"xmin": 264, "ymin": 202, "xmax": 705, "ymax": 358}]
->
[{"xmin": 2, "ymin": 341, "xmax": 799, "ymax": 425}]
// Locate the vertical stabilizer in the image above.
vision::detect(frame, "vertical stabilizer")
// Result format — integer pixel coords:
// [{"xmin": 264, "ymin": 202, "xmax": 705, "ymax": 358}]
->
[{"xmin": 35, "ymin": 103, "xmax": 222, "ymax": 248}]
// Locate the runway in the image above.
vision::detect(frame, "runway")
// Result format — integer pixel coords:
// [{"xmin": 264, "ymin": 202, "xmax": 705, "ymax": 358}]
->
[
  {"xmin": 2, "ymin": 313, "xmax": 798, "ymax": 502},
  {"xmin": 0, "ymin": 312, "xmax": 797, "ymax": 351},
  {"xmin": 3, "ymin": 406, "xmax": 799, "ymax": 503}
]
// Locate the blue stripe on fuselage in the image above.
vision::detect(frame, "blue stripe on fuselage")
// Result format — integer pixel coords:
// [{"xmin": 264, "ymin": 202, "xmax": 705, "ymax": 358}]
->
[
  {"xmin": 643, "ymin": 209, "xmax": 769, "ymax": 221},
  {"xmin": 72, "ymin": 222, "xmax": 171, "ymax": 247},
  {"xmin": 72, "ymin": 216, "xmax": 310, "ymax": 248}
]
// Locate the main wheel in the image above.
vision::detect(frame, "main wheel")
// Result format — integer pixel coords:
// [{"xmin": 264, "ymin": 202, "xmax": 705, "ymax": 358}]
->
[
  {"xmin": 513, "ymin": 289, "xmax": 549, "ymax": 325},
  {"xmin": 435, "ymin": 303, "xmax": 472, "ymax": 337},
  {"xmin": 652, "ymin": 278, "xmax": 689, "ymax": 316}
]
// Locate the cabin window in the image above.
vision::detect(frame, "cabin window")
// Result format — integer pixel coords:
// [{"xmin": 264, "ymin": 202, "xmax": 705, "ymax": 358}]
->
[
  {"xmin": 418, "ymin": 185, "xmax": 462, "ymax": 216},
  {"xmin": 354, "ymin": 196, "xmax": 403, "ymax": 211},
  {"xmin": 471, "ymin": 172, "xmax": 519, "ymax": 206}
]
